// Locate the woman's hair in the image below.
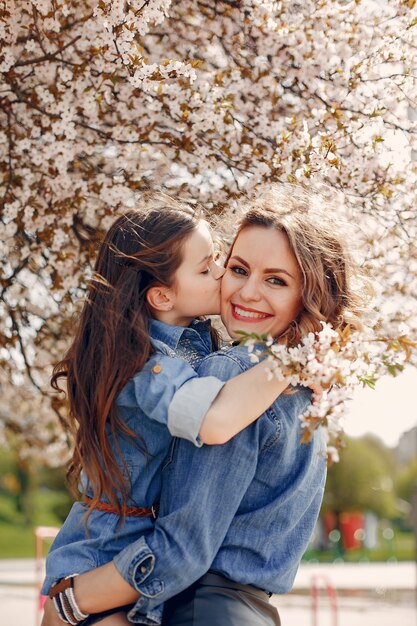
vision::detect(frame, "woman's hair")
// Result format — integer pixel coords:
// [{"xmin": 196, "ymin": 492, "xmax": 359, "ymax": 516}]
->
[
  {"xmin": 228, "ymin": 183, "xmax": 368, "ymax": 346},
  {"xmin": 52, "ymin": 195, "xmax": 220, "ymax": 517}
]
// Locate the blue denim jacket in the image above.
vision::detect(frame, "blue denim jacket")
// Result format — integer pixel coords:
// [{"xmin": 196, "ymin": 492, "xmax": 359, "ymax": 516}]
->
[
  {"xmin": 114, "ymin": 345, "xmax": 327, "ymax": 625},
  {"xmin": 41, "ymin": 319, "xmax": 224, "ymax": 595}
]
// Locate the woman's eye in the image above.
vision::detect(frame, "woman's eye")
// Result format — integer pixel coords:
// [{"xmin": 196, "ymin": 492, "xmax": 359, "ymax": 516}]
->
[
  {"xmin": 267, "ymin": 276, "xmax": 286, "ymax": 286},
  {"xmin": 229, "ymin": 265, "xmax": 247, "ymax": 276},
  {"xmin": 201, "ymin": 267, "xmax": 211, "ymax": 275}
]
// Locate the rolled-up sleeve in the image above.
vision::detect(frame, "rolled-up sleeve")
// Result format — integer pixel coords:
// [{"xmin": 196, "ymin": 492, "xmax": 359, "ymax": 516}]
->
[
  {"xmin": 113, "ymin": 352, "xmax": 260, "ymax": 624},
  {"xmin": 117, "ymin": 354, "xmax": 224, "ymax": 447},
  {"xmin": 167, "ymin": 375, "xmax": 224, "ymax": 443}
]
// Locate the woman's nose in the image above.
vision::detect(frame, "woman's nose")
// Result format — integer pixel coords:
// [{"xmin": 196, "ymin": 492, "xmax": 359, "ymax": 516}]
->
[
  {"xmin": 211, "ymin": 261, "xmax": 226, "ymax": 280},
  {"xmin": 239, "ymin": 277, "xmax": 261, "ymax": 301}
]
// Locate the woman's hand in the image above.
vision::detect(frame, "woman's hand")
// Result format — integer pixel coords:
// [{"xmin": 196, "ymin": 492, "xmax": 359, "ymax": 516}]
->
[{"xmin": 40, "ymin": 597, "xmax": 62, "ymax": 626}]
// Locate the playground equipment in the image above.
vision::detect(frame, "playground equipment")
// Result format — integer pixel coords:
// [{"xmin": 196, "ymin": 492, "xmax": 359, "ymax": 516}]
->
[
  {"xmin": 311, "ymin": 574, "xmax": 338, "ymax": 626},
  {"xmin": 34, "ymin": 526, "xmax": 59, "ymax": 624}
]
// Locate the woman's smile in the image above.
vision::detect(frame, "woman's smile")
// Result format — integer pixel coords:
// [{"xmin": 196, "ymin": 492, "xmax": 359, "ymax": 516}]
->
[{"xmin": 231, "ymin": 303, "xmax": 272, "ymax": 321}]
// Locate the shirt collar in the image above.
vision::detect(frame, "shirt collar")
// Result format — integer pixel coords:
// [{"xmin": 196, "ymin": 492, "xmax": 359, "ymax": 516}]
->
[{"xmin": 149, "ymin": 318, "xmax": 213, "ymax": 351}]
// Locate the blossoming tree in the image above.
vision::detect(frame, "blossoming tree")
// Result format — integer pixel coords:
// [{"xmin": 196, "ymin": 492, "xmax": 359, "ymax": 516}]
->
[{"xmin": 1, "ymin": 0, "xmax": 416, "ymax": 461}]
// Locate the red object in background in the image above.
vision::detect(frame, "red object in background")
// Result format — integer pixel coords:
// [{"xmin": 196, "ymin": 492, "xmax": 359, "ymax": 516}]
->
[
  {"xmin": 339, "ymin": 512, "xmax": 365, "ymax": 550},
  {"xmin": 323, "ymin": 511, "xmax": 337, "ymax": 538}
]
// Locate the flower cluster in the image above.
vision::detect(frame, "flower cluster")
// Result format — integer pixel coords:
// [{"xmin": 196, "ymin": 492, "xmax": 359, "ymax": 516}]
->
[
  {"xmin": 241, "ymin": 324, "xmax": 417, "ymax": 464},
  {"xmin": 1, "ymin": 0, "xmax": 416, "ymax": 460}
]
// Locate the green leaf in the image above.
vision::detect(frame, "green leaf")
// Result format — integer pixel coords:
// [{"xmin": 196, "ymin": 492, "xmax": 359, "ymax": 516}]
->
[{"xmin": 360, "ymin": 375, "xmax": 376, "ymax": 389}]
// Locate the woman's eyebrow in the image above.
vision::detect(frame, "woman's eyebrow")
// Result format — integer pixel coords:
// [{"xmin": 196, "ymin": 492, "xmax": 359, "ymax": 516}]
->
[
  {"xmin": 229, "ymin": 255, "xmax": 249, "ymax": 267},
  {"xmin": 264, "ymin": 267, "xmax": 295, "ymax": 279}
]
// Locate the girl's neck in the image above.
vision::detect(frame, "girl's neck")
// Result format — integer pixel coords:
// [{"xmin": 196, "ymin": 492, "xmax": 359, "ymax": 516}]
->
[{"xmin": 152, "ymin": 310, "xmax": 194, "ymax": 328}]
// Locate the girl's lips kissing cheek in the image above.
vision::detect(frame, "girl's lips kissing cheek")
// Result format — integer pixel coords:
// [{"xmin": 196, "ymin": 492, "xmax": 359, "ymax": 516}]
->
[{"xmin": 231, "ymin": 304, "xmax": 272, "ymax": 322}]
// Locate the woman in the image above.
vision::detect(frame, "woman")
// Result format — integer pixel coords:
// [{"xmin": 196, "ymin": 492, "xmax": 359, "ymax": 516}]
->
[{"xmin": 43, "ymin": 184, "xmax": 366, "ymax": 625}]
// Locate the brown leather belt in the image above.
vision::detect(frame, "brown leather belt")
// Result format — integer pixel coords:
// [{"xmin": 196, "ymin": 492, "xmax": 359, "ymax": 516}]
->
[{"xmin": 83, "ymin": 496, "xmax": 158, "ymax": 519}]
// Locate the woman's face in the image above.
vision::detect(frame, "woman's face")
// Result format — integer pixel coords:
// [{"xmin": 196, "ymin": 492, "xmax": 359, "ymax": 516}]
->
[{"xmin": 221, "ymin": 226, "xmax": 304, "ymax": 340}]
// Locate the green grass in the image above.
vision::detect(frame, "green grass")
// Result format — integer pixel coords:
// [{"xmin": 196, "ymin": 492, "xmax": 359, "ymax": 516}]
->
[
  {"xmin": 0, "ymin": 490, "xmax": 70, "ymax": 559},
  {"xmin": 0, "ymin": 522, "xmax": 39, "ymax": 558},
  {"xmin": 303, "ymin": 531, "xmax": 415, "ymax": 563}
]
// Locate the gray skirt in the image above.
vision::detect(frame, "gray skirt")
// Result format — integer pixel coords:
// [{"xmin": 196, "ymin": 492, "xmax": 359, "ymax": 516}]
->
[{"xmin": 163, "ymin": 571, "xmax": 280, "ymax": 626}]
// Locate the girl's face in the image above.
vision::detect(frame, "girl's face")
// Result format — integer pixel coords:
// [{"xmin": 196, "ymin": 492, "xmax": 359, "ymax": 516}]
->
[
  {"xmin": 221, "ymin": 226, "xmax": 304, "ymax": 340},
  {"xmin": 170, "ymin": 221, "xmax": 224, "ymax": 326}
]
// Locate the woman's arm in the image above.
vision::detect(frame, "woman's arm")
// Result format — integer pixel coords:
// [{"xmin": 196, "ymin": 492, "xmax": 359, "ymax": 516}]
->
[
  {"xmin": 41, "ymin": 568, "xmax": 138, "ymax": 625},
  {"xmin": 74, "ymin": 562, "xmax": 138, "ymax": 614}
]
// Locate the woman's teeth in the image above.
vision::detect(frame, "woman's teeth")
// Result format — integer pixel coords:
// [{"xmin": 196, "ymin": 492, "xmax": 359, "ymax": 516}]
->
[{"xmin": 233, "ymin": 305, "xmax": 269, "ymax": 319}]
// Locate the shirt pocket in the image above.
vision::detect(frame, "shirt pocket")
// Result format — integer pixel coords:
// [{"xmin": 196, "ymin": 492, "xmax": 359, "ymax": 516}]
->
[{"xmin": 260, "ymin": 407, "xmax": 282, "ymax": 451}]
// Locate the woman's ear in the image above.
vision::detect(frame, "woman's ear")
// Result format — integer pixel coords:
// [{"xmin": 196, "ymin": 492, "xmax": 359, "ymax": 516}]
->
[{"xmin": 146, "ymin": 285, "xmax": 174, "ymax": 312}]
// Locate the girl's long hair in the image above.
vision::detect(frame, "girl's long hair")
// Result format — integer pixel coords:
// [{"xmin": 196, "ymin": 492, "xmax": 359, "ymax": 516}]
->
[
  {"xmin": 52, "ymin": 197, "xmax": 218, "ymax": 516},
  {"xmin": 227, "ymin": 183, "xmax": 369, "ymax": 347}
]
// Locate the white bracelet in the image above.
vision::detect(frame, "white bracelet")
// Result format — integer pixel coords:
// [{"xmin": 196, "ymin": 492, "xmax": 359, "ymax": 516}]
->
[
  {"xmin": 50, "ymin": 574, "xmax": 90, "ymax": 625},
  {"xmin": 52, "ymin": 595, "xmax": 75, "ymax": 625},
  {"xmin": 66, "ymin": 584, "xmax": 90, "ymax": 622}
]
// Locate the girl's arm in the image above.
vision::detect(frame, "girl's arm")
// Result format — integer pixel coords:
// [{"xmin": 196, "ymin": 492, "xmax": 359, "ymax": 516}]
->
[
  {"xmin": 198, "ymin": 358, "xmax": 289, "ymax": 444},
  {"xmin": 129, "ymin": 353, "xmax": 292, "ymax": 447}
]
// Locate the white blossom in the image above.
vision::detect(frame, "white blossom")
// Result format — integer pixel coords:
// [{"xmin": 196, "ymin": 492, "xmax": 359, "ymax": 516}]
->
[
  {"xmin": 1, "ymin": 0, "xmax": 416, "ymax": 461},
  {"xmin": 241, "ymin": 321, "xmax": 416, "ymax": 462}
]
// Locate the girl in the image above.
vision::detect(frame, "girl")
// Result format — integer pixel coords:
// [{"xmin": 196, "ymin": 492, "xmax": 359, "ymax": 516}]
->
[
  {"xmin": 41, "ymin": 195, "xmax": 294, "ymax": 615},
  {"xmin": 44, "ymin": 183, "xmax": 366, "ymax": 626}
]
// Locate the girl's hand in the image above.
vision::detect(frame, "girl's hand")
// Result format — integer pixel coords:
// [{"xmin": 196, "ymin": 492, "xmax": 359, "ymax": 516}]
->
[
  {"xmin": 309, "ymin": 383, "xmax": 323, "ymax": 398},
  {"xmin": 40, "ymin": 597, "xmax": 62, "ymax": 626}
]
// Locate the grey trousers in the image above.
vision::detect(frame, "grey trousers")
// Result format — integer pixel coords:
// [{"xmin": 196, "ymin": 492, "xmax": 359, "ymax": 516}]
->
[{"xmin": 163, "ymin": 572, "xmax": 281, "ymax": 626}]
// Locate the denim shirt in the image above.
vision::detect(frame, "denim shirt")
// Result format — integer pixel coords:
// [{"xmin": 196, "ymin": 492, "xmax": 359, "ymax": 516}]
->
[
  {"xmin": 114, "ymin": 345, "xmax": 327, "ymax": 625},
  {"xmin": 41, "ymin": 319, "xmax": 224, "ymax": 595}
]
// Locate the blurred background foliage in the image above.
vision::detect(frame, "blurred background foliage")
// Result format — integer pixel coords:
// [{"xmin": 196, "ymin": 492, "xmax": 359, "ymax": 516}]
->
[{"xmin": 0, "ymin": 432, "xmax": 416, "ymax": 561}]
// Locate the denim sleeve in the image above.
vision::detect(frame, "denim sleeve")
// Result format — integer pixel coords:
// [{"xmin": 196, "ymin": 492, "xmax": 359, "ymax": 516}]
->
[
  {"xmin": 114, "ymin": 353, "xmax": 260, "ymax": 624},
  {"xmin": 117, "ymin": 354, "xmax": 224, "ymax": 447}
]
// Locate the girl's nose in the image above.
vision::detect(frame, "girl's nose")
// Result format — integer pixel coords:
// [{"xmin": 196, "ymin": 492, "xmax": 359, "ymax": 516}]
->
[{"xmin": 211, "ymin": 261, "xmax": 226, "ymax": 280}]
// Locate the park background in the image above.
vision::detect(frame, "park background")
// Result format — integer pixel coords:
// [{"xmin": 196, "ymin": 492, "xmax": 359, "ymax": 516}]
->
[
  {"xmin": 1, "ymin": 0, "xmax": 417, "ymax": 624},
  {"xmin": 2, "ymin": 367, "xmax": 417, "ymax": 561}
]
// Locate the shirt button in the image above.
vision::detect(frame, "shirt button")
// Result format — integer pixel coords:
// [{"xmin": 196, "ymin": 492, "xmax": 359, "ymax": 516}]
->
[
  {"xmin": 152, "ymin": 364, "xmax": 162, "ymax": 374},
  {"xmin": 140, "ymin": 565, "xmax": 147, "ymax": 574}
]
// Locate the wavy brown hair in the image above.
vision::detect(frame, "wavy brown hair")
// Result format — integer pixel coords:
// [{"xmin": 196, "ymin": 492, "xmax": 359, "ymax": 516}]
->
[
  {"xmin": 52, "ymin": 196, "xmax": 220, "ymax": 517},
  {"xmin": 228, "ymin": 183, "xmax": 368, "ymax": 347}
]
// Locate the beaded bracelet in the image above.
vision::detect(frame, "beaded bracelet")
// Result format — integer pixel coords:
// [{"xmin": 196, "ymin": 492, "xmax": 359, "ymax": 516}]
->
[{"xmin": 49, "ymin": 575, "xmax": 90, "ymax": 625}]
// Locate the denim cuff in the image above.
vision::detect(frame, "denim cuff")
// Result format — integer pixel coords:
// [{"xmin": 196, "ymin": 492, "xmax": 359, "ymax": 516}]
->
[
  {"xmin": 168, "ymin": 376, "xmax": 225, "ymax": 446},
  {"xmin": 127, "ymin": 602, "xmax": 164, "ymax": 625},
  {"xmin": 113, "ymin": 536, "xmax": 163, "ymax": 596}
]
